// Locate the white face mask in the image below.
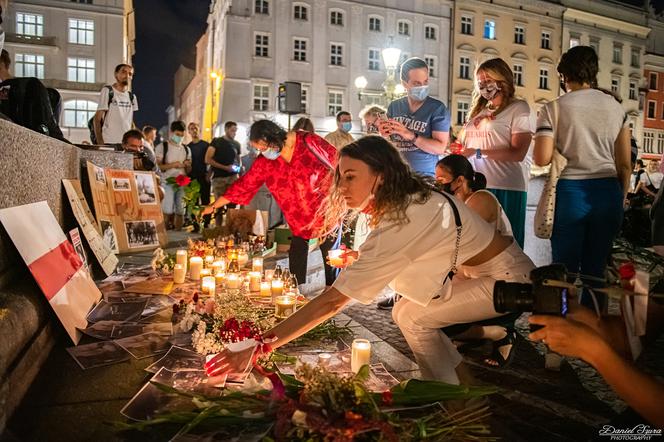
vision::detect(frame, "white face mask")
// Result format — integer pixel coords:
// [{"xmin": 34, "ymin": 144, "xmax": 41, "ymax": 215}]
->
[{"xmin": 354, "ymin": 176, "xmax": 379, "ymax": 211}]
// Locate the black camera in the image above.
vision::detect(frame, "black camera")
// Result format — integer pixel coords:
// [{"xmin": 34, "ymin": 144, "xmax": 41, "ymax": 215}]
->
[{"xmin": 493, "ymin": 264, "xmax": 569, "ymax": 317}]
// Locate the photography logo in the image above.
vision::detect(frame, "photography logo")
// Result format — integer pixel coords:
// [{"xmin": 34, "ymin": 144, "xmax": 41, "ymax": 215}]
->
[{"xmin": 599, "ymin": 425, "xmax": 662, "ymax": 440}]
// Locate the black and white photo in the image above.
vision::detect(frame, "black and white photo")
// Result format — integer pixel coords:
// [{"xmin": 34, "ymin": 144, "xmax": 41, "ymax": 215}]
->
[
  {"xmin": 125, "ymin": 220, "xmax": 159, "ymax": 248},
  {"xmin": 66, "ymin": 341, "xmax": 130, "ymax": 370},
  {"xmin": 112, "ymin": 177, "xmax": 131, "ymax": 191},
  {"xmin": 134, "ymin": 172, "xmax": 157, "ymax": 204},
  {"xmin": 114, "ymin": 332, "xmax": 170, "ymax": 359},
  {"xmin": 100, "ymin": 219, "xmax": 119, "ymax": 253}
]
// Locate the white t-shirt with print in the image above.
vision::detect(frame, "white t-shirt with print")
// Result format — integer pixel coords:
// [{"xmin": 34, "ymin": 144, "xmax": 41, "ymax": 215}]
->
[
  {"xmin": 640, "ymin": 171, "xmax": 663, "ymax": 190},
  {"xmin": 462, "ymin": 100, "xmax": 535, "ymax": 192},
  {"xmin": 155, "ymin": 141, "xmax": 188, "ymax": 179},
  {"xmin": 98, "ymin": 86, "xmax": 139, "ymax": 144},
  {"xmin": 333, "ymin": 192, "xmax": 495, "ymax": 307}
]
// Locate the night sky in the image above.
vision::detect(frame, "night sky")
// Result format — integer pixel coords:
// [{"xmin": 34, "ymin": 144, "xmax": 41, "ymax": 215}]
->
[{"xmin": 133, "ymin": 0, "xmax": 209, "ymax": 129}]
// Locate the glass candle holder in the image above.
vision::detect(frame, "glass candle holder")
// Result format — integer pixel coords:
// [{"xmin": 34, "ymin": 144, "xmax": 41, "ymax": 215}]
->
[
  {"xmin": 264, "ymin": 269, "xmax": 275, "ymax": 281},
  {"xmin": 204, "ymin": 255, "xmax": 215, "ymax": 268},
  {"xmin": 274, "ymin": 295, "xmax": 296, "ymax": 318},
  {"xmin": 201, "ymin": 276, "xmax": 216, "ymax": 296},
  {"xmin": 252, "ymin": 257, "xmax": 264, "ymax": 273},
  {"xmin": 237, "ymin": 250, "xmax": 249, "ymax": 269},
  {"xmin": 260, "ymin": 281, "xmax": 271, "ymax": 297},
  {"xmin": 271, "ymin": 279, "xmax": 284, "ymax": 299},
  {"xmin": 214, "ymin": 272, "xmax": 225, "ymax": 284},
  {"xmin": 173, "ymin": 264, "xmax": 186, "ymax": 284},
  {"xmin": 200, "ymin": 268, "xmax": 212, "ymax": 279},
  {"xmin": 189, "ymin": 257, "xmax": 203, "ymax": 281},
  {"xmin": 225, "ymin": 273, "xmax": 241, "ymax": 290},
  {"xmin": 212, "ymin": 260, "xmax": 225, "ymax": 275},
  {"xmin": 351, "ymin": 339, "xmax": 371, "ymax": 374},
  {"xmin": 328, "ymin": 249, "xmax": 344, "ymax": 267},
  {"xmin": 248, "ymin": 272, "xmax": 261, "ymax": 292}
]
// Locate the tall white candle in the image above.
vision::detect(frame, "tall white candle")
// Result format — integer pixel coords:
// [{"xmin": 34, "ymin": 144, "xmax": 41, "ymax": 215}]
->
[
  {"xmin": 173, "ymin": 264, "xmax": 186, "ymax": 284},
  {"xmin": 176, "ymin": 250, "xmax": 188, "ymax": 270},
  {"xmin": 248, "ymin": 272, "xmax": 261, "ymax": 292},
  {"xmin": 351, "ymin": 339, "xmax": 371, "ymax": 373},
  {"xmin": 189, "ymin": 257, "xmax": 203, "ymax": 281},
  {"xmin": 252, "ymin": 257, "xmax": 264, "ymax": 273}
]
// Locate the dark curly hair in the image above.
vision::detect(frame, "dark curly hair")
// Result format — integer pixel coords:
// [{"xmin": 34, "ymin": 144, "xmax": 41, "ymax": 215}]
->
[
  {"xmin": 436, "ymin": 154, "xmax": 487, "ymax": 192},
  {"xmin": 557, "ymin": 46, "xmax": 598, "ymax": 87},
  {"xmin": 249, "ymin": 119, "xmax": 288, "ymax": 150}
]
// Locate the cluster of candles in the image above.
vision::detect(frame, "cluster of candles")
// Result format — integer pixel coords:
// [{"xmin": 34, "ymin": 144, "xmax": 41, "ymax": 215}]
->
[{"xmin": 172, "ymin": 249, "xmax": 299, "ymax": 319}]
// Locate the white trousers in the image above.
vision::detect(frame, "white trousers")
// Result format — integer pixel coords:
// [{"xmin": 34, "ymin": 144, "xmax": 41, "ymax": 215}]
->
[{"xmin": 392, "ymin": 241, "xmax": 534, "ymax": 384}]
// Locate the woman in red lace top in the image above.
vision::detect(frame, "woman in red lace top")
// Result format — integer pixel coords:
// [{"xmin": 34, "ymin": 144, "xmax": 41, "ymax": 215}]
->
[{"xmin": 202, "ymin": 120, "xmax": 339, "ymax": 286}]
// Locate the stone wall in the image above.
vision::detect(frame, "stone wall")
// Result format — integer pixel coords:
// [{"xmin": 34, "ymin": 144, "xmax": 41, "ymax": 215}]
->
[{"xmin": 0, "ymin": 119, "xmax": 132, "ymax": 432}]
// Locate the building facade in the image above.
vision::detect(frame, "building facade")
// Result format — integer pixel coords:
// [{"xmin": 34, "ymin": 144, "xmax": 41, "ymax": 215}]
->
[
  {"xmin": 178, "ymin": 31, "xmax": 208, "ymax": 138},
  {"xmin": 450, "ymin": 0, "xmax": 564, "ymax": 135},
  {"xmin": 643, "ymin": 52, "xmax": 664, "ymax": 158},
  {"xmin": 3, "ymin": 0, "xmax": 133, "ymax": 143}
]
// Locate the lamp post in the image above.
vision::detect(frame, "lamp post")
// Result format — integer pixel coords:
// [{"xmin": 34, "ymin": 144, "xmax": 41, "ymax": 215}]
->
[{"xmin": 354, "ymin": 38, "xmax": 404, "ymax": 105}]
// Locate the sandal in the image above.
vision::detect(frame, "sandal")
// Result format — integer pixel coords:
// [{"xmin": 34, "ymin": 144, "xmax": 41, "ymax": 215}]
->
[{"xmin": 483, "ymin": 330, "xmax": 516, "ymax": 368}]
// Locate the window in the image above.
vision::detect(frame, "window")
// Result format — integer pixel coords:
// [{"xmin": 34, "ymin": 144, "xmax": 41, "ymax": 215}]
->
[
  {"xmin": 483, "ymin": 19, "xmax": 495, "ymax": 39},
  {"xmin": 16, "ymin": 12, "xmax": 44, "ymax": 37},
  {"xmin": 425, "ymin": 25, "xmax": 437, "ymax": 40},
  {"xmin": 514, "ymin": 25, "xmax": 525, "ymax": 44},
  {"xmin": 456, "ymin": 101, "xmax": 469, "ymax": 125},
  {"xmin": 255, "ymin": 0, "xmax": 268, "ymax": 14},
  {"xmin": 14, "ymin": 53, "xmax": 44, "ymax": 78},
  {"xmin": 63, "ymin": 99, "xmax": 97, "ymax": 128},
  {"xmin": 397, "ymin": 20, "xmax": 410, "ymax": 37},
  {"xmin": 369, "ymin": 16, "xmax": 381, "ymax": 32},
  {"xmin": 368, "ymin": 49, "xmax": 380, "ymax": 71},
  {"xmin": 67, "ymin": 57, "xmax": 95, "ymax": 83},
  {"xmin": 461, "ymin": 16, "xmax": 473, "ymax": 35},
  {"xmin": 613, "ymin": 44, "xmax": 622, "ymax": 64},
  {"xmin": 330, "ymin": 43, "xmax": 343, "ymax": 66},
  {"xmin": 293, "ymin": 39, "xmax": 307, "ymax": 62},
  {"xmin": 254, "ymin": 33, "xmax": 269, "ymax": 57},
  {"xmin": 459, "ymin": 56, "xmax": 470, "ymax": 79},
  {"xmin": 539, "ymin": 68, "xmax": 549, "ymax": 90},
  {"xmin": 253, "ymin": 84, "xmax": 269, "ymax": 111},
  {"xmin": 293, "ymin": 4, "xmax": 308, "ymax": 20},
  {"xmin": 327, "ymin": 91, "xmax": 343, "ymax": 117},
  {"xmin": 513, "ymin": 64, "xmax": 523, "ymax": 87},
  {"xmin": 658, "ymin": 133, "xmax": 664, "ymax": 154},
  {"xmin": 68, "ymin": 19, "xmax": 94, "ymax": 45},
  {"xmin": 425, "ymin": 56, "xmax": 436, "ymax": 78},
  {"xmin": 569, "ymin": 37, "xmax": 580, "ymax": 48},
  {"xmin": 629, "ymin": 81, "xmax": 637, "ymax": 100},
  {"xmin": 300, "ymin": 86, "xmax": 308, "ymax": 113},
  {"xmin": 647, "ymin": 101, "xmax": 656, "ymax": 119},
  {"xmin": 644, "ymin": 131, "xmax": 654, "ymax": 153},
  {"xmin": 631, "ymin": 48, "xmax": 640, "ymax": 68},
  {"xmin": 649, "ymin": 72, "xmax": 658, "ymax": 90},
  {"xmin": 541, "ymin": 31, "xmax": 551, "ymax": 49},
  {"xmin": 611, "ymin": 77, "xmax": 620, "ymax": 95},
  {"xmin": 589, "ymin": 39, "xmax": 600, "ymax": 54},
  {"xmin": 330, "ymin": 10, "xmax": 343, "ymax": 26}
]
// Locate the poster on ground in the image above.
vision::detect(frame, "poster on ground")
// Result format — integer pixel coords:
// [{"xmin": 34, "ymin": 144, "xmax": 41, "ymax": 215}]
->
[
  {"xmin": 85, "ymin": 161, "xmax": 167, "ymax": 253},
  {"xmin": 0, "ymin": 201, "xmax": 102, "ymax": 344},
  {"xmin": 62, "ymin": 179, "xmax": 118, "ymax": 276}
]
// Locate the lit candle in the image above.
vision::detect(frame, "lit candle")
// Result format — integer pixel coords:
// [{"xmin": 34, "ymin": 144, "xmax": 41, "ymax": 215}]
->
[
  {"xmin": 226, "ymin": 273, "xmax": 241, "ymax": 289},
  {"xmin": 351, "ymin": 339, "xmax": 371, "ymax": 373},
  {"xmin": 248, "ymin": 271, "xmax": 261, "ymax": 292},
  {"xmin": 252, "ymin": 257, "xmax": 264, "ymax": 273},
  {"xmin": 212, "ymin": 260, "xmax": 225, "ymax": 275},
  {"xmin": 237, "ymin": 251, "xmax": 249, "ymax": 268},
  {"xmin": 260, "ymin": 281, "xmax": 271, "ymax": 297},
  {"xmin": 271, "ymin": 279, "xmax": 284, "ymax": 299},
  {"xmin": 189, "ymin": 257, "xmax": 203, "ymax": 281},
  {"xmin": 173, "ymin": 264, "xmax": 186, "ymax": 284},
  {"xmin": 214, "ymin": 272, "xmax": 225, "ymax": 284},
  {"xmin": 204, "ymin": 255, "xmax": 215, "ymax": 268},
  {"xmin": 328, "ymin": 249, "xmax": 344, "ymax": 267},
  {"xmin": 176, "ymin": 250, "xmax": 188, "ymax": 270},
  {"xmin": 200, "ymin": 268, "xmax": 212, "ymax": 278},
  {"xmin": 201, "ymin": 276, "xmax": 216, "ymax": 296},
  {"xmin": 274, "ymin": 295, "xmax": 296, "ymax": 318},
  {"xmin": 264, "ymin": 269, "xmax": 275, "ymax": 281},
  {"xmin": 318, "ymin": 353, "xmax": 332, "ymax": 366}
]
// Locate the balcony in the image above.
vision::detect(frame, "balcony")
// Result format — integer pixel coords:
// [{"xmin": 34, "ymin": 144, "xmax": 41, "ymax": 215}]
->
[
  {"xmin": 41, "ymin": 78, "xmax": 104, "ymax": 92},
  {"xmin": 5, "ymin": 33, "xmax": 58, "ymax": 48}
]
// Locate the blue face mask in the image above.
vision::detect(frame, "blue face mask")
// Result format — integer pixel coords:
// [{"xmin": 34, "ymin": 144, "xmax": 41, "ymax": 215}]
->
[
  {"xmin": 261, "ymin": 148, "xmax": 281, "ymax": 160},
  {"xmin": 341, "ymin": 122, "xmax": 352, "ymax": 133},
  {"xmin": 408, "ymin": 85, "xmax": 429, "ymax": 102},
  {"xmin": 171, "ymin": 134, "xmax": 183, "ymax": 144}
]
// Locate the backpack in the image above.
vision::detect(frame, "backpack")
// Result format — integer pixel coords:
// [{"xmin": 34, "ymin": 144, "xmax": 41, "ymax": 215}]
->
[
  {"xmin": 160, "ymin": 140, "xmax": 191, "ymax": 173},
  {"xmin": 87, "ymin": 85, "xmax": 135, "ymax": 144},
  {"xmin": 0, "ymin": 77, "xmax": 66, "ymax": 141}
]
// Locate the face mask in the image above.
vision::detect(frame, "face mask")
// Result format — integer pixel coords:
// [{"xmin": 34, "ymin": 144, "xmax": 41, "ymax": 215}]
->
[
  {"xmin": 356, "ymin": 176, "xmax": 379, "ymax": 212},
  {"xmin": 261, "ymin": 147, "xmax": 281, "ymax": 160},
  {"xmin": 366, "ymin": 124, "xmax": 379, "ymax": 135},
  {"xmin": 408, "ymin": 85, "xmax": 429, "ymax": 101},
  {"xmin": 441, "ymin": 182, "xmax": 459, "ymax": 195},
  {"xmin": 341, "ymin": 122, "xmax": 352, "ymax": 133},
  {"xmin": 478, "ymin": 82, "xmax": 500, "ymax": 101},
  {"xmin": 171, "ymin": 134, "xmax": 183, "ymax": 144}
]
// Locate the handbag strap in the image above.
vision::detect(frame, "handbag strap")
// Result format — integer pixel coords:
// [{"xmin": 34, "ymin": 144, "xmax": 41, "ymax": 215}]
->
[{"xmin": 433, "ymin": 189, "xmax": 463, "ymax": 283}]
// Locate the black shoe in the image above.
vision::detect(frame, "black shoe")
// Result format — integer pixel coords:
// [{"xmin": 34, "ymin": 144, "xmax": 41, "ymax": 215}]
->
[{"xmin": 377, "ymin": 294, "xmax": 396, "ymax": 310}]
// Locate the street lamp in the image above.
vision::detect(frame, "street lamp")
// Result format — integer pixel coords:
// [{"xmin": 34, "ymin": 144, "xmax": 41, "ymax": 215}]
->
[{"xmin": 354, "ymin": 38, "xmax": 404, "ymax": 104}]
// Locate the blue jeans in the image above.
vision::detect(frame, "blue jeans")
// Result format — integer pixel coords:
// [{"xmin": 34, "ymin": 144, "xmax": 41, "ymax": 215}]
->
[{"xmin": 551, "ymin": 178, "xmax": 623, "ymax": 308}]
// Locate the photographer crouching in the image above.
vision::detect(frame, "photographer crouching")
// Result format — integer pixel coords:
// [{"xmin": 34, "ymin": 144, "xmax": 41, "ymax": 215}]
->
[
  {"xmin": 121, "ymin": 129, "xmax": 164, "ymax": 200},
  {"xmin": 494, "ymin": 264, "xmax": 664, "ymax": 428}
]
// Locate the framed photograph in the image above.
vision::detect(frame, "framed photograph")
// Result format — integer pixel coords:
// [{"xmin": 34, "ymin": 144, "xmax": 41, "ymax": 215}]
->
[
  {"xmin": 111, "ymin": 177, "xmax": 131, "ymax": 191},
  {"xmin": 125, "ymin": 220, "xmax": 159, "ymax": 249},
  {"xmin": 99, "ymin": 219, "xmax": 119, "ymax": 254},
  {"xmin": 66, "ymin": 341, "xmax": 130, "ymax": 369},
  {"xmin": 134, "ymin": 172, "xmax": 157, "ymax": 205}
]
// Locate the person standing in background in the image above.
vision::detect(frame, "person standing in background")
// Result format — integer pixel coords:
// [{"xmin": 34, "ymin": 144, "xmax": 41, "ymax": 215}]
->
[
  {"xmin": 205, "ymin": 121, "xmax": 241, "ymax": 227},
  {"xmin": 93, "ymin": 64, "xmax": 138, "ymax": 145},
  {"xmin": 379, "ymin": 57, "xmax": 449, "ymax": 176},
  {"xmin": 460, "ymin": 58, "xmax": 534, "ymax": 249},
  {"xmin": 324, "ymin": 111, "xmax": 354, "ymax": 150},
  {"xmin": 156, "ymin": 120, "xmax": 191, "ymax": 230},
  {"xmin": 292, "ymin": 117, "xmax": 314, "ymax": 133},
  {"xmin": 187, "ymin": 122, "xmax": 211, "ymax": 229}
]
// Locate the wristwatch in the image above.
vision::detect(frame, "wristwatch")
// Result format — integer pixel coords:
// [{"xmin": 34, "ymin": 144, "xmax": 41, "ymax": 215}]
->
[{"xmin": 475, "ymin": 148, "xmax": 482, "ymax": 159}]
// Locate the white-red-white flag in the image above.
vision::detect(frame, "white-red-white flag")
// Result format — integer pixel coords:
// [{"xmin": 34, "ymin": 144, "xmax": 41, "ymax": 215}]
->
[{"xmin": 0, "ymin": 202, "xmax": 101, "ymax": 344}]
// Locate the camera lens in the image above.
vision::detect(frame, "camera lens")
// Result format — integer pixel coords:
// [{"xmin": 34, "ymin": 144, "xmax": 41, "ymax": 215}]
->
[{"xmin": 493, "ymin": 281, "xmax": 534, "ymax": 313}]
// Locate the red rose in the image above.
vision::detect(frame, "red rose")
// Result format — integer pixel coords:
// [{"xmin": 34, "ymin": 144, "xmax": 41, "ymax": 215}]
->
[
  {"xmin": 619, "ymin": 262, "xmax": 636, "ymax": 280},
  {"xmin": 175, "ymin": 174, "xmax": 191, "ymax": 187},
  {"xmin": 381, "ymin": 390, "xmax": 393, "ymax": 405}
]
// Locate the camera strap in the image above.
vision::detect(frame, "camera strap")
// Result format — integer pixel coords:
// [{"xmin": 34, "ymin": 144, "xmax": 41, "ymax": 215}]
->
[{"xmin": 433, "ymin": 190, "xmax": 463, "ymax": 286}]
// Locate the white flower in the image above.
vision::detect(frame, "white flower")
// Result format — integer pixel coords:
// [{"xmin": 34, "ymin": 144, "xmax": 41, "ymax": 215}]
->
[{"xmin": 292, "ymin": 410, "xmax": 308, "ymax": 427}]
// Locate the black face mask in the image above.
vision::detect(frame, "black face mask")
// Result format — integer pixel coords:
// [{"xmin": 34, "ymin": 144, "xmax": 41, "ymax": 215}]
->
[{"xmin": 441, "ymin": 182, "xmax": 458, "ymax": 195}]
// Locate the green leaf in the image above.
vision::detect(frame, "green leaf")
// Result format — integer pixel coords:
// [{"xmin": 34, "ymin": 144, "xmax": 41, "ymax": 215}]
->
[{"xmin": 385, "ymin": 380, "xmax": 498, "ymax": 406}]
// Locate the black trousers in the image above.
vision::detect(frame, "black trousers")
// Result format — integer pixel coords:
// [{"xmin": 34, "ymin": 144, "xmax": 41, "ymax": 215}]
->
[
  {"xmin": 192, "ymin": 175, "xmax": 211, "ymax": 226},
  {"xmin": 289, "ymin": 233, "xmax": 339, "ymax": 287}
]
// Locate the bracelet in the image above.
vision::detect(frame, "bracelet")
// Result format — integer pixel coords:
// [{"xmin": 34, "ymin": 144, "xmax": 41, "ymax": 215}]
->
[{"xmin": 411, "ymin": 132, "xmax": 419, "ymax": 142}]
